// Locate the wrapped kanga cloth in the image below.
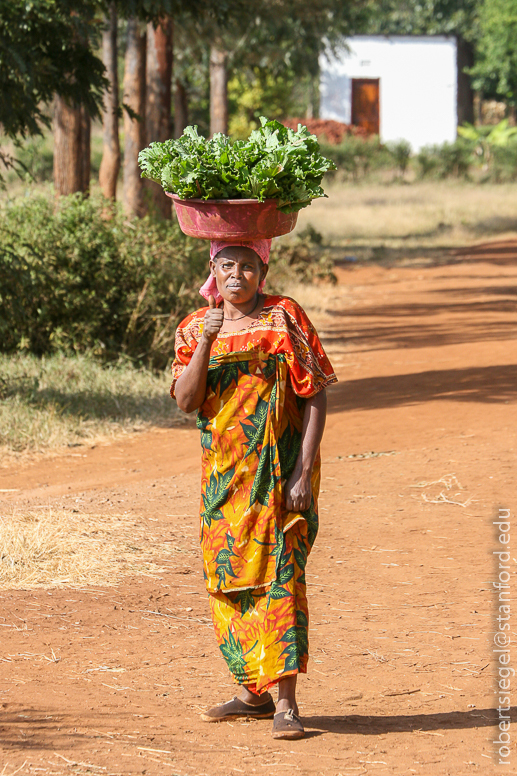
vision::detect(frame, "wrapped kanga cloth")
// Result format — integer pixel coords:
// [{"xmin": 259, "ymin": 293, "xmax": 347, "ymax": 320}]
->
[{"xmin": 171, "ymin": 295, "xmax": 337, "ymax": 692}]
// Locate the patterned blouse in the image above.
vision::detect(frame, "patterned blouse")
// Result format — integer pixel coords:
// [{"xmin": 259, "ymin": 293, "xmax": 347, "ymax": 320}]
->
[{"xmin": 171, "ymin": 294, "xmax": 337, "ymax": 399}]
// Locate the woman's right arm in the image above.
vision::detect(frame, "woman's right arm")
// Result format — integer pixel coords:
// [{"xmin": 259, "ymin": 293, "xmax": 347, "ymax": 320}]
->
[{"xmin": 174, "ymin": 297, "xmax": 223, "ymax": 413}]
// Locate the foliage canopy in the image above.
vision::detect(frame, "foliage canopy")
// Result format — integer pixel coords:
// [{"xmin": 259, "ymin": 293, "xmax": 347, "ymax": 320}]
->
[
  {"xmin": 469, "ymin": 0, "xmax": 517, "ymax": 104},
  {"xmin": 0, "ymin": 0, "xmax": 107, "ymax": 137}
]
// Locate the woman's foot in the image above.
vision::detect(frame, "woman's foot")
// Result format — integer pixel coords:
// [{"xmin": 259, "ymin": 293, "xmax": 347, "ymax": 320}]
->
[
  {"xmin": 200, "ymin": 692, "xmax": 275, "ymax": 722},
  {"xmin": 272, "ymin": 709, "xmax": 305, "ymax": 740}
]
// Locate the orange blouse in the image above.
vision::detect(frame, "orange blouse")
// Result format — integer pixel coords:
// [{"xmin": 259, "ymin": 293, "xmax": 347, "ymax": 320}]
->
[{"xmin": 171, "ymin": 294, "xmax": 337, "ymax": 399}]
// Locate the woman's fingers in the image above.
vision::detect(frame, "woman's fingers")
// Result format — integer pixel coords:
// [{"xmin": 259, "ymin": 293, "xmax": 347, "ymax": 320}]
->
[
  {"xmin": 202, "ymin": 305, "xmax": 224, "ymax": 342},
  {"xmin": 285, "ymin": 486, "xmax": 311, "ymax": 513}
]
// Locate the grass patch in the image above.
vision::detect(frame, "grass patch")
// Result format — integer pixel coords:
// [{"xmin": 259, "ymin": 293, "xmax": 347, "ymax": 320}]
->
[
  {"xmin": 0, "ymin": 353, "xmax": 181, "ymax": 457},
  {"xmin": 296, "ymin": 179, "xmax": 517, "ymax": 248},
  {"xmin": 0, "ymin": 509, "xmax": 182, "ymax": 589}
]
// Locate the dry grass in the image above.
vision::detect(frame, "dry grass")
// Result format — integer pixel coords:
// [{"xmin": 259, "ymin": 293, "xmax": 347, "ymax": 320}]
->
[
  {"xmin": 409, "ymin": 473, "xmax": 474, "ymax": 508},
  {"xmin": 0, "ymin": 353, "xmax": 184, "ymax": 460},
  {"xmin": 296, "ymin": 179, "xmax": 517, "ymax": 248},
  {"xmin": 0, "ymin": 509, "xmax": 181, "ymax": 590}
]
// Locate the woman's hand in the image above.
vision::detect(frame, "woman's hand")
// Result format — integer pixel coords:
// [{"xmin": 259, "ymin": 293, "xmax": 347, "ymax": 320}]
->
[
  {"xmin": 285, "ymin": 468, "xmax": 312, "ymax": 513},
  {"xmin": 175, "ymin": 296, "xmax": 222, "ymax": 413},
  {"xmin": 203, "ymin": 295, "xmax": 224, "ymax": 343},
  {"xmin": 284, "ymin": 389, "xmax": 327, "ymax": 513}
]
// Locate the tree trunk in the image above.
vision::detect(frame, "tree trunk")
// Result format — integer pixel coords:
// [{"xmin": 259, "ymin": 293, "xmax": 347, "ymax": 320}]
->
[
  {"xmin": 123, "ymin": 17, "xmax": 146, "ymax": 217},
  {"xmin": 456, "ymin": 35, "xmax": 475, "ymax": 127},
  {"xmin": 174, "ymin": 78, "xmax": 189, "ymax": 138},
  {"xmin": 54, "ymin": 96, "xmax": 90, "ymax": 195},
  {"xmin": 209, "ymin": 45, "xmax": 228, "ymax": 136},
  {"xmin": 79, "ymin": 104, "xmax": 91, "ymax": 191},
  {"xmin": 99, "ymin": 2, "xmax": 120, "ymax": 200},
  {"xmin": 145, "ymin": 17, "xmax": 173, "ymax": 218}
]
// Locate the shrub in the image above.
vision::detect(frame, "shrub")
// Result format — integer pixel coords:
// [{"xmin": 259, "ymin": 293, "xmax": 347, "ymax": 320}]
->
[
  {"xmin": 387, "ymin": 139, "xmax": 412, "ymax": 177},
  {"xmin": 416, "ymin": 146, "xmax": 441, "ymax": 178},
  {"xmin": 0, "ymin": 192, "xmax": 208, "ymax": 369},
  {"xmin": 416, "ymin": 140, "xmax": 473, "ymax": 179},
  {"xmin": 435, "ymin": 139, "xmax": 472, "ymax": 178},
  {"xmin": 489, "ymin": 141, "xmax": 517, "ymax": 181},
  {"xmin": 269, "ymin": 225, "xmax": 336, "ymax": 287},
  {"xmin": 319, "ymin": 135, "xmax": 389, "ymax": 180}
]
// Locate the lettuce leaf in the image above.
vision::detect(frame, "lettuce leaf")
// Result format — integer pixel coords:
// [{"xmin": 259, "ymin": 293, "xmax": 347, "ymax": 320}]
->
[{"xmin": 138, "ymin": 117, "xmax": 336, "ymax": 213}]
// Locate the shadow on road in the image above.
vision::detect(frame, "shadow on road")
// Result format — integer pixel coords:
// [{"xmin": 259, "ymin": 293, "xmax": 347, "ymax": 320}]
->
[
  {"xmin": 327, "ymin": 364, "xmax": 517, "ymax": 413},
  {"xmin": 303, "ymin": 706, "xmax": 516, "ymax": 736}
]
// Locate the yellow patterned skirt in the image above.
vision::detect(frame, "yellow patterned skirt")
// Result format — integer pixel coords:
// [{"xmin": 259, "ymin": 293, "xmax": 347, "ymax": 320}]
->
[
  {"xmin": 197, "ymin": 351, "xmax": 320, "ymax": 693},
  {"xmin": 209, "ymin": 521, "xmax": 312, "ymax": 693}
]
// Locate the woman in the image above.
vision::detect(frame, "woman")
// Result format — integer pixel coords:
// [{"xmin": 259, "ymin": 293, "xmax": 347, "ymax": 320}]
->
[{"xmin": 171, "ymin": 238, "xmax": 336, "ymax": 740}]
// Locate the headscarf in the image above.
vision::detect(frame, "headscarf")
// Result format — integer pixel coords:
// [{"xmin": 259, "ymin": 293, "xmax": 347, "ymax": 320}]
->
[{"xmin": 199, "ymin": 239, "xmax": 272, "ymax": 303}]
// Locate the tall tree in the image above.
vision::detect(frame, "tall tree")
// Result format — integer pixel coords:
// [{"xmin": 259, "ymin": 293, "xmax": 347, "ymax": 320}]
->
[
  {"xmin": 184, "ymin": 0, "xmax": 368, "ymax": 136},
  {"xmin": 53, "ymin": 98, "xmax": 90, "ymax": 194},
  {"xmin": 123, "ymin": 18, "xmax": 147, "ymax": 217},
  {"xmin": 116, "ymin": 1, "xmax": 244, "ymax": 214},
  {"xmin": 0, "ymin": 0, "xmax": 106, "ymax": 139},
  {"xmin": 174, "ymin": 78, "xmax": 189, "ymax": 137},
  {"xmin": 99, "ymin": 2, "xmax": 120, "ymax": 200},
  {"xmin": 469, "ymin": 0, "xmax": 517, "ymax": 106},
  {"xmin": 146, "ymin": 17, "xmax": 173, "ymax": 216},
  {"xmin": 0, "ymin": 0, "xmax": 106, "ymax": 187},
  {"xmin": 209, "ymin": 45, "xmax": 228, "ymax": 135}
]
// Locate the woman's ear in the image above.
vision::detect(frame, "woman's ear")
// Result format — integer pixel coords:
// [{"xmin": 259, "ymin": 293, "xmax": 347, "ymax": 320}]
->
[
  {"xmin": 261, "ymin": 263, "xmax": 269, "ymax": 282},
  {"xmin": 209, "ymin": 258, "xmax": 217, "ymax": 277}
]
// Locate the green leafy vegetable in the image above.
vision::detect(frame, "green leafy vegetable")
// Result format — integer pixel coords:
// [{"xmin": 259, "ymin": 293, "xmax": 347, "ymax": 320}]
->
[{"xmin": 138, "ymin": 117, "xmax": 336, "ymax": 213}]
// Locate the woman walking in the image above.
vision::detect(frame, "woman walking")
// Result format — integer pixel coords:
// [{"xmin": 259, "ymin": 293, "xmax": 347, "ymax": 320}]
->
[{"xmin": 171, "ymin": 239, "xmax": 336, "ymax": 740}]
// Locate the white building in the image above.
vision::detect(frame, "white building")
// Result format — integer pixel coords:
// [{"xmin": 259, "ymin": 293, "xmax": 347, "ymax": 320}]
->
[{"xmin": 320, "ymin": 36, "xmax": 461, "ymax": 151}]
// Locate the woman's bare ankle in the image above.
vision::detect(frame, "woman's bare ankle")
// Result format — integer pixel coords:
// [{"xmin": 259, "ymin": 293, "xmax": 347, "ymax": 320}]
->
[
  {"xmin": 238, "ymin": 686, "xmax": 270, "ymax": 705},
  {"xmin": 276, "ymin": 698, "xmax": 298, "ymax": 715},
  {"xmin": 276, "ymin": 674, "xmax": 298, "ymax": 715}
]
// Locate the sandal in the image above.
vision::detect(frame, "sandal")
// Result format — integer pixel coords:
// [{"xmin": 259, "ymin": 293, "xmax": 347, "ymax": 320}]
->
[
  {"xmin": 201, "ymin": 693, "xmax": 276, "ymax": 722},
  {"xmin": 272, "ymin": 709, "xmax": 305, "ymax": 740}
]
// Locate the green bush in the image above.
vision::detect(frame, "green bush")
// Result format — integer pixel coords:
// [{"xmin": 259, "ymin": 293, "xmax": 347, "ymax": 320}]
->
[
  {"xmin": 416, "ymin": 140, "xmax": 473, "ymax": 179},
  {"xmin": 387, "ymin": 139, "xmax": 412, "ymax": 177},
  {"xmin": 0, "ymin": 191, "xmax": 335, "ymax": 370},
  {"xmin": 489, "ymin": 141, "xmax": 517, "ymax": 181},
  {"xmin": 416, "ymin": 146, "xmax": 441, "ymax": 178},
  {"xmin": 319, "ymin": 135, "xmax": 390, "ymax": 180},
  {"xmin": 0, "ymin": 192, "xmax": 208, "ymax": 369},
  {"xmin": 435, "ymin": 140, "xmax": 472, "ymax": 178},
  {"xmin": 269, "ymin": 225, "xmax": 336, "ymax": 287},
  {"xmin": 13, "ymin": 136, "xmax": 54, "ymax": 183}
]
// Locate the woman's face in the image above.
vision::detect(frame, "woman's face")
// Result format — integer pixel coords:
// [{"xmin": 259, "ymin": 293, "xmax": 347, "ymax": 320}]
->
[{"xmin": 210, "ymin": 246, "xmax": 268, "ymax": 305}]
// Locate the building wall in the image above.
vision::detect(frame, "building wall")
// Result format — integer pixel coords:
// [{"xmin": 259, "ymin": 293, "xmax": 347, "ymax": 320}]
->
[{"xmin": 320, "ymin": 36, "xmax": 458, "ymax": 151}]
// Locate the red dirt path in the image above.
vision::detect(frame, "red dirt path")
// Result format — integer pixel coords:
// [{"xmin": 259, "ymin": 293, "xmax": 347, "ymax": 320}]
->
[{"xmin": 1, "ymin": 241, "xmax": 516, "ymax": 775}]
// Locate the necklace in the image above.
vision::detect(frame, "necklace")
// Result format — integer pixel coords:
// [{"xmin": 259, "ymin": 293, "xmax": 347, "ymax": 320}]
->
[{"xmin": 223, "ymin": 294, "xmax": 260, "ymax": 322}]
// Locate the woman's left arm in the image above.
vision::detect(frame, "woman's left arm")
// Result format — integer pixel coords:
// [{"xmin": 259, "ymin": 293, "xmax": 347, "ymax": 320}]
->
[{"xmin": 284, "ymin": 388, "xmax": 327, "ymax": 513}]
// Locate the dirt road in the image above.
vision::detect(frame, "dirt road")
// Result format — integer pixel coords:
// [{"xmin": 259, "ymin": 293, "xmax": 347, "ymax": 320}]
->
[{"xmin": 1, "ymin": 241, "xmax": 516, "ymax": 775}]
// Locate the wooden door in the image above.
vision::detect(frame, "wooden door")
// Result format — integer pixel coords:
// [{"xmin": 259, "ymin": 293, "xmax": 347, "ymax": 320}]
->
[{"xmin": 351, "ymin": 78, "xmax": 380, "ymax": 135}]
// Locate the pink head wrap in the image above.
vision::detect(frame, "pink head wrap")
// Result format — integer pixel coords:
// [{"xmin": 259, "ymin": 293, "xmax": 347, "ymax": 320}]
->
[{"xmin": 199, "ymin": 239, "xmax": 272, "ymax": 303}]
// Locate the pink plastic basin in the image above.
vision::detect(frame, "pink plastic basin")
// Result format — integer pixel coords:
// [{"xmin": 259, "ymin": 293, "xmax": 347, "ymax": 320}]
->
[{"xmin": 167, "ymin": 194, "xmax": 298, "ymax": 240}]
